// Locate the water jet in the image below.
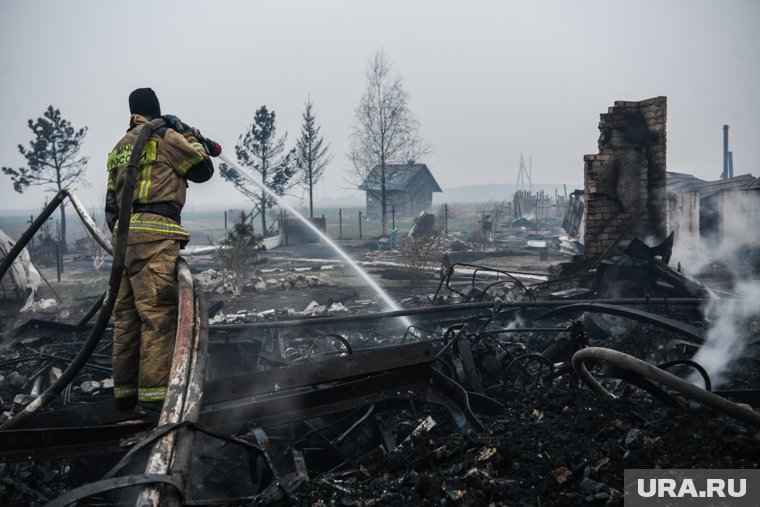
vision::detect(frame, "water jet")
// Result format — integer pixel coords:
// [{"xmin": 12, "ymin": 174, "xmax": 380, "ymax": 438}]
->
[{"xmin": 219, "ymin": 153, "xmax": 413, "ymax": 330}]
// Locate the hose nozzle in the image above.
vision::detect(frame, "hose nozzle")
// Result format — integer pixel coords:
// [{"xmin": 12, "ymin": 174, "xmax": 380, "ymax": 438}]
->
[{"xmin": 199, "ymin": 136, "xmax": 222, "ymax": 157}]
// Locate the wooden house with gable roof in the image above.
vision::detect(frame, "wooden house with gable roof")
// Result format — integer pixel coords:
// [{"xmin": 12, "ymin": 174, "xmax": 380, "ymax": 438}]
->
[{"xmin": 359, "ymin": 162, "xmax": 442, "ymax": 219}]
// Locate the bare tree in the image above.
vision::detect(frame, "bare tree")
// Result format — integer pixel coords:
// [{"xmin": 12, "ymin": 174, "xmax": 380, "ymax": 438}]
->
[
  {"xmin": 2, "ymin": 106, "xmax": 89, "ymax": 253},
  {"xmin": 295, "ymin": 99, "xmax": 332, "ymax": 218},
  {"xmin": 469, "ymin": 200, "xmax": 510, "ymax": 251},
  {"xmin": 477, "ymin": 200, "xmax": 511, "ymax": 237},
  {"xmin": 399, "ymin": 226, "xmax": 446, "ymax": 286},
  {"xmin": 349, "ymin": 51, "xmax": 429, "ymax": 235},
  {"xmin": 221, "ymin": 106, "xmax": 296, "ymax": 235}
]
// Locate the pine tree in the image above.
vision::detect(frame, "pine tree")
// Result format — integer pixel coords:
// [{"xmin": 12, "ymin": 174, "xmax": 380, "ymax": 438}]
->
[
  {"xmin": 2, "ymin": 106, "xmax": 89, "ymax": 252},
  {"xmin": 295, "ymin": 99, "xmax": 332, "ymax": 218},
  {"xmin": 221, "ymin": 106, "xmax": 296, "ymax": 235}
]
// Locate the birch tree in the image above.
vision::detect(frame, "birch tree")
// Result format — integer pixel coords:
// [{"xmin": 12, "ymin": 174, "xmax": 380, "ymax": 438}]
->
[{"xmin": 349, "ymin": 51, "xmax": 429, "ymax": 235}]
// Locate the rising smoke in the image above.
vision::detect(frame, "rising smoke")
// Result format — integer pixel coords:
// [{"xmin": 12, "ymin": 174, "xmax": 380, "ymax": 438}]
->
[
  {"xmin": 671, "ymin": 190, "xmax": 760, "ymax": 277},
  {"xmin": 674, "ymin": 193, "xmax": 760, "ymax": 387},
  {"xmin": 691, "ymin": 281, "xmax": 760, "ymax": 388}
]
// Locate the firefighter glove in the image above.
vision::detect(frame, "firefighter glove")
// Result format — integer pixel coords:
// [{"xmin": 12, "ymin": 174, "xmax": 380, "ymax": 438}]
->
[{"xmin": 161, "ymin": 115, "xmax": 184, "ymax": 132}]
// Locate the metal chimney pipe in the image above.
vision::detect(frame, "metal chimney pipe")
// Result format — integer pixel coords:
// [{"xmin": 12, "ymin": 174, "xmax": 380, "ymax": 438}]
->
[{"xmin": 723, "ymin": 125, "xmax": 730, "ymax": 179}]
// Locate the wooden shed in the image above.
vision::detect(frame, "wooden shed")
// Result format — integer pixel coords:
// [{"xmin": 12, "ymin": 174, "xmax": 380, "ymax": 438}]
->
[{"xmin": 359, "ymin": 163, "xmax": 442, "ymax": 219}]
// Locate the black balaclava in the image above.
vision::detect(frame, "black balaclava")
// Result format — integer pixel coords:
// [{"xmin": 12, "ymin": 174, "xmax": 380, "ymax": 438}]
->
[{"xmin": 128, "ymin": 88, "xmax": 161, "ymax": 119}]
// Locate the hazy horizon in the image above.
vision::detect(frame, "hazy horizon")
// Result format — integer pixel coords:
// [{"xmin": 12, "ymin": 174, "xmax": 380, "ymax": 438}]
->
[{"xmin": 2, "ymin": 1, "xmax": 758, "ymax": 213}]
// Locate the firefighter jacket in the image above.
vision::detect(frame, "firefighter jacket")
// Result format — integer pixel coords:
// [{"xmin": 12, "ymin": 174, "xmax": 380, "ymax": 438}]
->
[{"xmin": 105, "ymin": 114, "xmax": 214, "ymax": 245}]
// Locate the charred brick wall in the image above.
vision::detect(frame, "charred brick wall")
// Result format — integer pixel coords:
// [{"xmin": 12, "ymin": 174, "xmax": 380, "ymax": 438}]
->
[{"xmin": 583, "ymin": 97, "xmax": 667, "ymax": 257}]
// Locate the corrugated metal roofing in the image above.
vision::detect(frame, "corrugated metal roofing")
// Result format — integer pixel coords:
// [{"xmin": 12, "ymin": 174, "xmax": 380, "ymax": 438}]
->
[
  {"xmin": 667, "ymin": 172, "xmax": 756, "ymax": 198},
  {"xmin": 746, "ymin": 177, "xmax": 760, "ymax": 190}
]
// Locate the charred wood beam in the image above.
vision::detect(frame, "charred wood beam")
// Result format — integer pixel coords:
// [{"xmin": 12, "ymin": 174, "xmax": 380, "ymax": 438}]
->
[
  {"xmin": 200, "ymin": 362, "xmax": 499, "ymax": 435},
  {"xmin": 16, "ymin": 399, "xmax": 143, "ymax": 429},
  {"xmin": 204, "ymin": 342, "xmax": 434, "ymax": 405}
]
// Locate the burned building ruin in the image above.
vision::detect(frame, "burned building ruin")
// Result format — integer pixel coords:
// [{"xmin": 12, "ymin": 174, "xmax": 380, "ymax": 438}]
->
[{"xmin": 583, "ymin": 97, "xmax": 668, "ymax": 258}]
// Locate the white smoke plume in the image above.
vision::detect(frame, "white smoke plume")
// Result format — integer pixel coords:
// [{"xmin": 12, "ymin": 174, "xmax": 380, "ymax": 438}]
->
[
  {"xmin": 668, "ymin": 188, "xmax": 760, "ymax": 387},
  {"xmin": 691, "ymin": 281, "xmax": 760, "ymax": 388}
]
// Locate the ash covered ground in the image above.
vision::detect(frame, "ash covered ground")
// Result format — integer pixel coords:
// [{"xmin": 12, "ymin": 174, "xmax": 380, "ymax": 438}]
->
[{"xmin": 1, "ymin": 222, "xmax": 759, "ymax": 506}]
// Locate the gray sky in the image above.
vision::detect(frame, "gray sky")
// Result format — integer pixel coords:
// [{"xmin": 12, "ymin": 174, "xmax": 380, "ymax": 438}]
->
[{"xmin": 1, "ymin": 0, "xmax": 758, "ymax": 213}]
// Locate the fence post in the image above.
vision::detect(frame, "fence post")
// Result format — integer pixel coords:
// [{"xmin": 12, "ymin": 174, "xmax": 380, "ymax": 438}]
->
[
  {"xmin": 359, "ymin": 211, "xmax": 362, "ymax": 240},
  {"xmin": 392, "ymin": 206, "xmax": 396, "ymax": 230},
  {"xmin": 444, "ymin": 203, "xmax": 449, "ymax": 237},
  {"xmin": 224, "ymin": 210, "xmax": 227, "ymax": 230},
  {"xmin": 339, "ymin": 208, "xmax": 342, "ymax": 239},
  {"xmin": 56, "ymin": 243, "xmax": 62, "ymax": 282}
]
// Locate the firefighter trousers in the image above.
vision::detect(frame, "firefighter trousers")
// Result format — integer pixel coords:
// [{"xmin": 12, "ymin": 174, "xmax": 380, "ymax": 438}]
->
[{"xmin": 112, "ymin": 239, "xmax": 179, "ymax": 403}]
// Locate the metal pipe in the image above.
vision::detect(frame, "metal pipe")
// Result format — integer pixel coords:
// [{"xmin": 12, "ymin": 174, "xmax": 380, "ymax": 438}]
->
[
  {"xmin": 165, "ymin": 287, "xmax": 209, "ymax": 507},
  {"xmin": 63, "ymin": 188, "xmax": 113, "ymax": 255},
  {"xmin": 722, "ymin": 124, "xmax": 729, "ymax": 179},
  {"xmin": 0, "ymin": 118, "xmax": 165, "ymax": 431},
  {"xmin": 208, "ymin": 298, "xmax": 708, "ymax": 333},
  {"xmin": 572, "ymin": 347, "xmax": 760, "ymax": 427},
  {"xmin": 137, "ymin": 258, "xmax": 196, "ymax": 507}
]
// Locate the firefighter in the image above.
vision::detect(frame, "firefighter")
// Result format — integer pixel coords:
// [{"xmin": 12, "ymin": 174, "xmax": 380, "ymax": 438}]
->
[{"xmin": 106, "ymin": 87, "xmax": 216, "ymax": 412}]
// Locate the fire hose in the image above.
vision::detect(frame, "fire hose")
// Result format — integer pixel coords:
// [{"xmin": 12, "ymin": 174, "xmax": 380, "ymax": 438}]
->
[
  {"xmin": 0, "ymin": 118, "xmax": 166, "ymax": 431},
  {"xmin": 572, "ymin": 347, "xmax": 760, "ymax": 427}
]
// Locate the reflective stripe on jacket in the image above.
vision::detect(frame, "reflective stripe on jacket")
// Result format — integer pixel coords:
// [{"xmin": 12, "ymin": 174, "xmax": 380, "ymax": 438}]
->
[{"xmin": 113, "ymin": 212, "xmax": 191, "ymax": 245}]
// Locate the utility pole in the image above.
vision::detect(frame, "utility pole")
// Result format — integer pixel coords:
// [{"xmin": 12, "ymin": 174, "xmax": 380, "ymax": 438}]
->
[{"xmin": 515, "ymin": 153, "xmax": 534, "ymax": 193}]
